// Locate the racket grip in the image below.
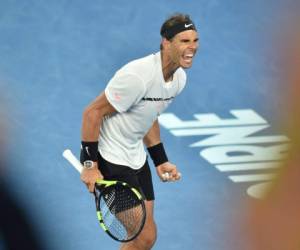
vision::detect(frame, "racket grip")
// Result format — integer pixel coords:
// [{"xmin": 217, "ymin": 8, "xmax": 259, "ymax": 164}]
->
[{"xmin": 63, "ymin": 149, "xmax": 84, "ymax": 173}]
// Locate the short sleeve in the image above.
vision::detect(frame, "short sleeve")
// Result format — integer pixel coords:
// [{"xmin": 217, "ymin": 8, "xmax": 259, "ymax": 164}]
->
[{"xmin": 105, "ymin": 73, "xmax": 146, "ymax": 112}]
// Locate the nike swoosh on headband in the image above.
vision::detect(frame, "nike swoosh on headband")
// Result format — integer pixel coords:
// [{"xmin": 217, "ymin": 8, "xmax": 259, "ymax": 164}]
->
[{"xmin": 184, "ymin": 23, "xmax": 193, "ymax": 28}]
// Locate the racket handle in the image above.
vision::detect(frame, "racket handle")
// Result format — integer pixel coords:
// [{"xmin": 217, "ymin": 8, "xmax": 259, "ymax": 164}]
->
[{"xmin": 62, "ymin": 149, "xmax": 83, "ymax": 173}]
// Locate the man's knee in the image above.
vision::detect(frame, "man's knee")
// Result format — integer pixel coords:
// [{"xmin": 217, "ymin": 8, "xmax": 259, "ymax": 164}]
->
[
  {"xmin": 121, "ymin": 200, "xmax": 157, "ymax": 250},
  {"xmin": 132, "ymin": 221, "xmax": 157, "ymax": 249},
  {"xmin": 133, "ymin": 231, "xmax": 156, "ymax": 249},
  {"xmin": 121, "ymin": 229, "xmax": 156, "ymax": 250},
  {"xmin": 140, "ymin": 227, "xmax": 157, "ymax": 248}
]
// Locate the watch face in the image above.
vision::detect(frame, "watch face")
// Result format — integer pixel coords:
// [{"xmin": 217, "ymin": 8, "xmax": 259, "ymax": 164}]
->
[{"xmin": 83, "ymin": 161, "xmax": 94, "ymax": 169}]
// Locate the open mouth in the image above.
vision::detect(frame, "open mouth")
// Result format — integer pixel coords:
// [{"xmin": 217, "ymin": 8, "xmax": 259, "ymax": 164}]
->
[{"xmin": 182, "ymin": 53, "xmax": 194, "ymax": 64}]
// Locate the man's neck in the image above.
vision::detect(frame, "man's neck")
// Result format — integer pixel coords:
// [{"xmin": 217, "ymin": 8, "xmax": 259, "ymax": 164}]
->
[{"xmin": 160, "ymin": 51, "xmax": 179, "ymax": 82}]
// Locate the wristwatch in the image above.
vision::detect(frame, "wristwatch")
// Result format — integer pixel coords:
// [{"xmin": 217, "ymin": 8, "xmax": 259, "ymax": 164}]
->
[{"xmin": 83, "ymin": 160, "xmax": 95, "ymax": 169}]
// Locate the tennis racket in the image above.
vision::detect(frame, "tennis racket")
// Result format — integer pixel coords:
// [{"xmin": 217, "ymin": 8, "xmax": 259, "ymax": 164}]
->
[{"xmin": 62, "ymin": 149, "xmax": 146, "ymax": 242}]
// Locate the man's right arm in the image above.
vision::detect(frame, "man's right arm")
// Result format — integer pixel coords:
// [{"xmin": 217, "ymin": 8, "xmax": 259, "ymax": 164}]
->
[
  {"xmin": 81, "ymin": 92, "xmax": 116, "ymax": 141},
  {"xmin": 80, "ymin": 92, "xmax": 117, "ymax": 192}
]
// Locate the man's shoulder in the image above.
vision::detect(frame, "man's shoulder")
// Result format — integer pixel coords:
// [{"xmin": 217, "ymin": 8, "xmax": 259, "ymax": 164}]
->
[
  {"xmin": 117, "ymin": 52, "xmax": 158, "ymax": 80},
  {"xmin": 129, "ymin": 53, "xmax": 157, "ymax": 66}
]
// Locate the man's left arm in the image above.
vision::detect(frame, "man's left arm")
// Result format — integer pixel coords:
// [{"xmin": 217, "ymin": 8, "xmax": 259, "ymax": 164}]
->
[{"xmin": 143, "ymin": 119, "xmax": 181, "ymax": 182}]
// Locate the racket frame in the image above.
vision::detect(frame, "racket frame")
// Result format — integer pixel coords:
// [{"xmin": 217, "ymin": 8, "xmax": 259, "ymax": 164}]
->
[
  {"xmin": 95, "ymin": 180, "xmax": 146, "ymax": 242},
  {"xmin": 63, "ymin": 149, "xmax": 146, "ymax": 242}
]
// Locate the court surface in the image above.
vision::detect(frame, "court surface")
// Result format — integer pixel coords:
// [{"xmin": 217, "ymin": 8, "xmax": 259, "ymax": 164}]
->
[{"xmin": 0, "ymin": 0, "xmax": 299, "ymax": 249}]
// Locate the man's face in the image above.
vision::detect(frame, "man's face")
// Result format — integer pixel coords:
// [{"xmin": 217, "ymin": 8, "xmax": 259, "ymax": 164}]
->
[{"xmin": 166, "ymin": 30, "xmax": 199, "ymax": 69}]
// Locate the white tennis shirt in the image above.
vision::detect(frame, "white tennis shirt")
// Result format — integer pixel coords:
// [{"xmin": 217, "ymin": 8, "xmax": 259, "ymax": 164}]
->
[{"xmin": 99, "ymin": 52, "xmax": 186, "ymax": 169}]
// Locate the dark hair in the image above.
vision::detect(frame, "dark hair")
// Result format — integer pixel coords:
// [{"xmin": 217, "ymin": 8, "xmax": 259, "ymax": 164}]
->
[
  {"xmin": 160, "ymin": 13, "xmax": 196, "ymax": 50},
  {"xmin": 160, "ymin": 13, "xmax": 196, "ymax": 39}
]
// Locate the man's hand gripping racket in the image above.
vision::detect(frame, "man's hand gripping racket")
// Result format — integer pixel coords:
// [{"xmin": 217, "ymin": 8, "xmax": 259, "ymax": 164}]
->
[{"xmin": 62, "ymin": 149, "xmax": 146, "ymax": 242}]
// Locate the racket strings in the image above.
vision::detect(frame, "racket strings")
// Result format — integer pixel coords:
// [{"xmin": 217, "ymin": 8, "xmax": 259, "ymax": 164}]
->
[{"xmin": 99, "ymin": 185, "xmax": 145, "ymax": 241}]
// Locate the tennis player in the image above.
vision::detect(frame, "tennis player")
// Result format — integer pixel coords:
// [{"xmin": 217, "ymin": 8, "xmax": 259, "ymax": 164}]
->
[{"xmin": 80, "ymin": 13, "xmax": 199, "ymax": 250}]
